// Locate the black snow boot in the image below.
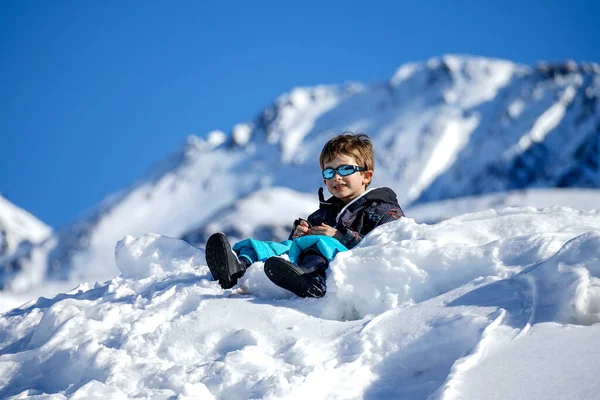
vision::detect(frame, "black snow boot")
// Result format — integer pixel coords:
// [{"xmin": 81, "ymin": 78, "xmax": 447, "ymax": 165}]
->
[
  {"xmin": 264, "ymin": 253, "xmax": 328, "ymax": 298},
  {"xmin": 206, "ymin": 233, "xmax": 249, "ymax": 289}
]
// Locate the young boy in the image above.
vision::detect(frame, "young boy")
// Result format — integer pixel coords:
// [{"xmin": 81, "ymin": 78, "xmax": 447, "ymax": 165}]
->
[{"xmin": 205, "ymin": 132, "xmax": 404, "ymax": 298}]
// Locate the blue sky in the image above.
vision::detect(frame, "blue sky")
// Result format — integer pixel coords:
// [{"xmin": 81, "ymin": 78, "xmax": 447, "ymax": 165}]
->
[{"xmin": 2, "ymin": 0, "xmax": 599, "ymax": 228}]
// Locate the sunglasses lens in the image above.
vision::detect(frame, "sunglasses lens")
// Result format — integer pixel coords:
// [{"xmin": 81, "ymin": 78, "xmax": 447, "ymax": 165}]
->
[
  {"xmin": 338, "ymin": 165, "xmax": 355, "ymax": 176},
  {"xmin": 322, "ymin": 165, "xmax": 362, "ymax": 179},
  {"xmin": 322, "ymin": 168, "xmax": 335, "ymax": 179}
]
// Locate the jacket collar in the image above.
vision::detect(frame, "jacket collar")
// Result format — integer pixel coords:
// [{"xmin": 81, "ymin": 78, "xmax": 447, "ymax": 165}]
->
[
  {"xmin": 334, "ymin": 188, "xmax": 376, "ymax": 223},
  {"xmin": 318, "ymin": 186, "xmax": 399, "ymax": 211}
]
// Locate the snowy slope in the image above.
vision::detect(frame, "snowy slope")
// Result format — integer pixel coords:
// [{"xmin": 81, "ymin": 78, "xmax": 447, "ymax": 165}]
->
[
  {"xmin": 406, "ymin": 187, "xmax": 600, "ymax": 224},
  {"xmin": 1, "ymin": 206, "xmax": 599, "ymax": 399},
  {"xmin": 2, "ymin": 55, "xmax": 599, "ymax": 301}
]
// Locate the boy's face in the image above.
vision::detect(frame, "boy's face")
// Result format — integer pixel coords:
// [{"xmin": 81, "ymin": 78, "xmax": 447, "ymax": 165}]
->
[{"xmin": 323, "ymin": 154, "xmax": 373, "ymax": 204}]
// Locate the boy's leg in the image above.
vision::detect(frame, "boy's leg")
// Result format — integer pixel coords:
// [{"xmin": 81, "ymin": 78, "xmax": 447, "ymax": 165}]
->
[
  {"xmin": 264, "ymin": 252, "xmax": 328, "ymax": 298},
  {"xmin": 206, "ymin": 233, "xmax": 250, "ymax": 289}
]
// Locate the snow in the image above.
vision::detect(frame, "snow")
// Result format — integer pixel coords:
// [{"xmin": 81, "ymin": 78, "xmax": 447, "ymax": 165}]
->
[
  {"xmin": 453, "ymin": 323, "xmax": 600, "ymax": 400},
  {"xmin": 206, "ymin": 130, "xmax": 227, "ymax": 148},
  {"xmin": 507, "ymin": 99, "xmax": 526, "ymax": 119},
  {"xmin": 437, "ymin": 55, "xmax": 518, "ymax": 109},
  {"xmin": 0, "ymin": 196, "xmax": 54, "ymax": 299},
  {"xmin": 515, "ymin": 94, "xmax": 568, "ymax": 154},
  {"xmin": 115, "ymin": 234, "xmax": 206, "ymax": 278},
  {"xmin": 0, "ymin": 195, "xmax": 51, "ymax": 247},
  {"xmin": 406, "ymin": 188, "xmax": 600, "ymax": 224},
  {"xmin": 269, "ymin": 85, "xmax": 347, "ymax": 163},
  {"xmin": 389, "ymin": 62, "xmax": 420, "ymax": 86},
  {"xmin": 1, "ymin": 206, "xmax": 599, "ymax": 399},
  {"xmin": 232, "ymin": 124, "xmax": 252, "ymax": 147},
  {"xmin": 410, "ymin": 116, "xmax": 479, "ymax": 200}
]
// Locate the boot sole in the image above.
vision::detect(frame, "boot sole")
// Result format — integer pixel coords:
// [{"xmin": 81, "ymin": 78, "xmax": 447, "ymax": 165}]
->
[
  {"xmin": 206, "ymin": 233, "xmax": 240, "ymax": 289},
  {"xmin": 264, "ymin": 257, "xmax": 324, "ymax": 298}
]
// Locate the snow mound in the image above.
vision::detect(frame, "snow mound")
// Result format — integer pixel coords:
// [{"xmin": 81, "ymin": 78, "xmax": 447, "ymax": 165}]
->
[
  {"xmin": 525, "ymin": 231, "xmax": 600, "ymax": 325},
  {"xmin": 115, "ymin": 233, "xmax": 206, "ymax": 278},
  {"xmin": 323, "ymin": 206, "xmax": 600, "ymax": 320},
  {"xmin": 1, "ymin": 207, "xmax": 599, "ymax": 399}
]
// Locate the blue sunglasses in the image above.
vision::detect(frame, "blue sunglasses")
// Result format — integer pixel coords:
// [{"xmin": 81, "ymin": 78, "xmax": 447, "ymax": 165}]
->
[{"xmin": 322, "ymin": 165, "xmax": 367, "ymax": 179}]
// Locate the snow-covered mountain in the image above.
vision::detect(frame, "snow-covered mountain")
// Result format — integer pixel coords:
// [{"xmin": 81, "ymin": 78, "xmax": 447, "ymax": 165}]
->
[
  {"xmin": 0, "ymin": 196, "xmax": 52, "ymax": 291},
  {"xmin": 417, "ymin": 60, "xmax": 600, "ymax": 202},
  {"xmin": 2, "ymin": 55, "xmax": 599, "ymax": 297}
]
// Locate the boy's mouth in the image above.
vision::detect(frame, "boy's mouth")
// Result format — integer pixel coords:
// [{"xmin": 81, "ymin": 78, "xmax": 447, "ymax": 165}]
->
[{"xmin": 333, "ymin": 184, "xmax": 346, "ymax": 190}]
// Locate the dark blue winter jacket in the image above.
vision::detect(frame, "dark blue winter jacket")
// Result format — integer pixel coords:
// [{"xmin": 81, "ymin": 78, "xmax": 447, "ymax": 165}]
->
[{"xmin": 290, "ymin": 187, "xmax": 404, "ymax": 249}]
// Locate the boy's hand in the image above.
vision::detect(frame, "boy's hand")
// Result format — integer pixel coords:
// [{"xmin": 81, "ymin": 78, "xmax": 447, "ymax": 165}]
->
[
  {"xmin": 292, "ymin": 220, "xmax": 311, "ymax": 239},
  {"xmin": 310, "ymin": 223, "xmax": 337, "ymax": 237}
]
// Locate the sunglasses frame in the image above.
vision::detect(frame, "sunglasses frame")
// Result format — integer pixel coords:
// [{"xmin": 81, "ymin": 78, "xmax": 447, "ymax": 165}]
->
[{"xmin": 322, "ymin": 165, "xmax": 367, "ymax": 179}]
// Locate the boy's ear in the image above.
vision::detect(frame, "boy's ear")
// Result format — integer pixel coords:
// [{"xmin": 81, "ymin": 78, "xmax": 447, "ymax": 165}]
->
[{"xmin": 363, "ymin": 170, "xmax": 373, "ymax": 185}]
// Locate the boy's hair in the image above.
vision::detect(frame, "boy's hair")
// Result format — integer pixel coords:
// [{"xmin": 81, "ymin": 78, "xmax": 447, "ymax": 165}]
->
[
  {"xmin": 319, "ymin": 131, "xmax": 375, "ymax": 186},
  {"xmin": 319, "ymin": 132, "xmax": 375, "ymax": 170}
]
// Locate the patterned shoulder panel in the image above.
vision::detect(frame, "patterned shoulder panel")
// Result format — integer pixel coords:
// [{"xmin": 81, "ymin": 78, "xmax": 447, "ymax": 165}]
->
[
  {"xmin": 366, "ymin": 202, "xmax": 404, "ymax": 228},
  {"xmin": 386, "ymin": 208, "xmax": 404, "ymax": 220}
]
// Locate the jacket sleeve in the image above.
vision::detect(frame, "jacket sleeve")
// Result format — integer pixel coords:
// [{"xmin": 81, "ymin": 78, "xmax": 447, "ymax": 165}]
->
[{"xmin": 336, "ymin": 203, "xmax": 404, "ymax": 249}]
